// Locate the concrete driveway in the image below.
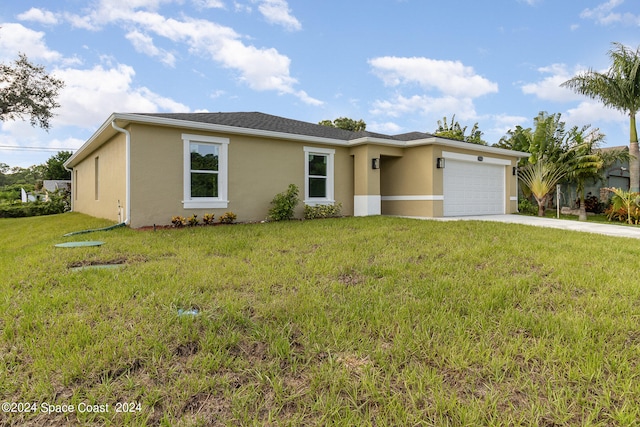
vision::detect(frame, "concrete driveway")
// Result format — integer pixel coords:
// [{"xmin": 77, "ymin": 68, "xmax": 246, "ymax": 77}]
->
[{"xmin": 419, "ymin": 214, "xmax": 640, "ymax": 240}]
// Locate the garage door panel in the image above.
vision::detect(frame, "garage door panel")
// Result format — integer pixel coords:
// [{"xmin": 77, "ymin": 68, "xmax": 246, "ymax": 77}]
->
[{"xmin": 443, "ymin": 159, "xmax": 505, "ymax": 216}]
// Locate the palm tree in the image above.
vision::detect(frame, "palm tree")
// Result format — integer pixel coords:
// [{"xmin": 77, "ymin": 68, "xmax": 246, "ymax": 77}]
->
[
  {"xmin": 499, "ymin": 112, "xmax": 570, "ymax": 213},
  {"xmin": 561, "ymin": 42, "xmax": 640, "ymax": 191},
  {"xmin": 562, "ymin": 126, "xmax": 628, "ymax": 221},
  {"xmin": 518, "ymin": 160, "xmax": 567, "ymax": 217}
]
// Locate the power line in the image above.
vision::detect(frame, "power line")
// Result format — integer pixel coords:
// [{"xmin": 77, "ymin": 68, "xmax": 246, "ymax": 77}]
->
[{"xmin": 0, "ymin": 145, "xmax": 76, "ymax": 152}]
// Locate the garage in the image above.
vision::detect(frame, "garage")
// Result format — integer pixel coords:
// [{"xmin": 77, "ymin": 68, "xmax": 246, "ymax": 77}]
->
[{"xmin": 443, "ymin": 157, "xmax": 506, "ymax": 216}]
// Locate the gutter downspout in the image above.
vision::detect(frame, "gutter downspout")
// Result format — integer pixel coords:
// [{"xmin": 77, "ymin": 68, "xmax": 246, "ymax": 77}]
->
[
  {"xmin": 64, "ymin": 164, "xmax": 74, "ymax": 212},
  {"xmin": 111, "ymin": 120, "xmax": 131, "ymax": 225}
]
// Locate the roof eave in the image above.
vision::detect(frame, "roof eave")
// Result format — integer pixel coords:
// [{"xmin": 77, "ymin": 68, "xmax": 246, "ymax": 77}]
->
[
  {"xmin": 65, "ymin": 113, "xmax": 530, "ymax": 168},
  {"xmin": 64, "ymin": 112, "xmax": 120, "ymax": 168},
  {"xmin": 349, "ymin": 135, "xmax": 529, "ymax": 157}
]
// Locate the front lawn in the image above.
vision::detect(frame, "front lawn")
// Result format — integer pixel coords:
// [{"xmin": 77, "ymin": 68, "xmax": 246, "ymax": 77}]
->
[{"xmin": 2, "ymin": 213, "xmax": 640, "ymax": 426}]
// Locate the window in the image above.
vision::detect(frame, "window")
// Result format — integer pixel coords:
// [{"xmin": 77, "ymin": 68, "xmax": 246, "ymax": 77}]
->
[
  {"xmin": 183, "ymin": 134, "xmax": 229, "ymax": 209},
  {"xmin": 304, "ymin": 146, "xmax": 334, "ymax": 204}
]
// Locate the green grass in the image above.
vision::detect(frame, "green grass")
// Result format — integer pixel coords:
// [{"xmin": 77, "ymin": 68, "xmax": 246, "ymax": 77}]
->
[{"xmin": 2, "ymin": 213, "xmax": 640, "ymax": 426}]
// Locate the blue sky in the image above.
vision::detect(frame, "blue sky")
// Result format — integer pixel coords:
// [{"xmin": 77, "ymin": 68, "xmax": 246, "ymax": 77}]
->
[{"xmin": 1, "ymin": 0, "xmax": 639, "ymax": 168}]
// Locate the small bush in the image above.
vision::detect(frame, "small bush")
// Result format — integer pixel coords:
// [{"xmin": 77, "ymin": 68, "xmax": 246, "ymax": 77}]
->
[
  {"xmin": 202, "ymin": 213, "xmax": 215, "ymax": 225},
  {"xmin": 268, "ymin": 184, "xmax": 299, "ymax": 221},
  {"xmin": 304, "ymin": 202, "xmax": 342, "ymax": 220},
  {"xmin": 518, "ymin": 198, "xmax": 537, "ymax": 215},
  {"xmin": 605, "ymin": 188, "xmax": 640, "ymax": 224},
  {"xmin": 219, "ymin": 212, "xmax": 237, "ymax": 224},
  {"xmin": 171, "ymin": 216, "xmax": 187, "ymax": 227},
  {"xmin": 583, "ymin": 193, "xmax": 605, "ymax": 214},
  {"xmin": 187, "ymin": 214, "xmax": 199, "ymax": 226}
]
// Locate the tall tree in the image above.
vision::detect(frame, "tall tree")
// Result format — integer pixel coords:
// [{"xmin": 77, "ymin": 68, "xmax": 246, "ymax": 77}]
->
[
  {"xmin": 318, "ymin": 117, "xmax": 366, "ymax": 132},
  {"xmin": 561, "ymin": 126, "xmax": 625, "ymax": 221},
  {"xmin": 0, "ymin": 53, "xmax": 64, "ymax": 130},
  {"xmin": 434, "ymin": 115, "xmax": 487, "ymax": 145},
  {"xmin": 561, "ymin": 42, "xmax": 640, "ymax": 192},
  {"xmin": 502, "ymin": 112, "xmax": 571, "ymax": 214},
  {"xmin": 43, "ymin": 151, "xmax": 73, "ymax": 180},
  {"xmin": 497, "ymin": 112, "xmax": 570, "ymax": 166},
  {"xmin": 494, "ymin": 125, "xmax": 532, "ymax": 166},
  {"xmin": 526, "ymin": 112, "xmax": 569, "ymax": 164},
  {"xmin": 433, "ymin": 114, "xmax": 487, "ymax": 145}
]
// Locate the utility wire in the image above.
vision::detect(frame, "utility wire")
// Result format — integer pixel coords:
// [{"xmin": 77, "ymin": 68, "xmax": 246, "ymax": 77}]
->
[{"xmin": 0, "ymin": 145, "xmax": 76, "ymax": 152}]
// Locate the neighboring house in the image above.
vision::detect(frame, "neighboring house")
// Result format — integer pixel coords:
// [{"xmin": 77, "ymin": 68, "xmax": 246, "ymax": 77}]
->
[
  {"xmin": 42, "ymin": 180, "xmax": 72, "ymax": 193},
  {"xmin": 63, "ymin": 112, "xmax": 529, "ymax": 228},
  {"xmin": 42, "ymin": 180, "xmax": 72, "ymax": 202},
  {"xmin": 558, "ymin": 146, "xmax": 630, "ymax": 207}
]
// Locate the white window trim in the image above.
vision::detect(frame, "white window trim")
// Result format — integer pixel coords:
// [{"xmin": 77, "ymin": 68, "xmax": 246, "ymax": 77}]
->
[
  {"xmin": 304, "ymin": 146, "xmax": 335, "ymax": 205},
  {"xmin": 182, "ymin": 133, "xmax": 229, "ymax": 209}
]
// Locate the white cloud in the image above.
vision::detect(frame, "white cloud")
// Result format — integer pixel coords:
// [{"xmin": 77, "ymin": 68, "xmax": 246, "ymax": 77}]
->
[
  {"xmin": 256, "ymin": 0, "xmax": 302, "ymax": 31},
  {"xmin": 53, "ymin": 63, "xmax": 189, "ymax": 128},
  {"xmin": 580, "ymin": 0, "xmax": 640, "ymax": 26},
  {"xmin": 17, "ymin": 8, "xmax": 60, "ymax": 25},
  {"xmin": 368, "ymin": 56, "xmax": 497, "ymax": 134},
  {"xmin": 487, "ymin": 113, "xmax": 530, "ymax": 136},
  {"xmin": 369, "ymin": 56, "xmax": 498, "ymax": 98},
  {"xmin": 564, "ymin": 100, "xmax": 627, "ymax": 130},
  {"xmin": 370, "ymin": 94, "xmax": 477, "ymax": 121},
  {"xmin": 520, "ymin": 63, "xmax": 586, "ymax": 102},
  {"xmin": 125, "ymin": 30, "xmax": 176, "ymax": 67},
  {"xmin": 234, "ymin": 2, "xmax": 252, "ymax": 13},
  {"xmin": 0, "ymin": 23, "xmax": 64, "ymax": 63},
  {"xmin": 368, "ymin": 121, "xmax": 403, "ymax": 134},
  {"xmin": 59, "ymin": 0, "xmax": 318, "ymax": 104},
  {"xmin": 193, "ymin": 0, "xmax": 226, "ymax": 8}
]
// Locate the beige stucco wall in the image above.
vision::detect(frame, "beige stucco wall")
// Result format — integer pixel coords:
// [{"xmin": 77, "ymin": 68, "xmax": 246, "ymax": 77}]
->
[
  {"xmin": 71, "ymin": 132, "xmax": 126, "ymax": 222},
  {"xmin": 128, "ymin": 124, "xmax": 354, "ymax": 227}
]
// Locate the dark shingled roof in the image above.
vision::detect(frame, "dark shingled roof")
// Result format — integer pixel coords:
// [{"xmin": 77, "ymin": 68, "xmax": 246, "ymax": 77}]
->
[{"xmin": 139, "ymin": 112, "xmax": 436, "ymax": 142}]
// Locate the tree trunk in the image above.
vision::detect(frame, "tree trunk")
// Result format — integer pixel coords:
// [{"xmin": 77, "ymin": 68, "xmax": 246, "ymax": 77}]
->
[
  {"xmin": 629, "ymin": 113, "xmax": 639, "ymax": 192},
  {"xmin": 578, "ymin": 194, "xmax": 587, "ymax": 221},
  {"xmin": 536, "ymin": 195, "xmax": 546, "ymax": 217}
]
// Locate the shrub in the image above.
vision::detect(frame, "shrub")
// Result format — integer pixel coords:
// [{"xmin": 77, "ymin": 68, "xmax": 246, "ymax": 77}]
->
[
  {"xmin": 219, "ymin": 212, "xmax": 237, "ymax": 224},
  {"xmin": 304, "ymin": 202, "xmax": 342, "ymax": 219},
  {"xmin": 202, "ymin": 213, "xmax": 215, "ymax": 225},
  {"xmin": 518, "ymin": 198, "xmax": 537, "ymax": 216},
  {"xmin": 187, "ymin": 214, "xmax": 199, "ymax": 226},
  {"xmin": 583, "ymin": 193, "xmax": 605, "ymax": 214},
  {"xmin": 605, "ymin": 188, "xmax": 640, "ymax": 224},
  {"xmin": 171, "ymin": 216, "xmax": 187, "ymax": 227},
  {"xmin": 0, "ymin": 190, "xmax": 70, "ymax": 218},
  {"xmin": 605, "ymin": 205, "xmax": 640, "ymax": 224},
  {"xmin": 268, "ymin": 184, "xmax": 299, "ymax": 221}
]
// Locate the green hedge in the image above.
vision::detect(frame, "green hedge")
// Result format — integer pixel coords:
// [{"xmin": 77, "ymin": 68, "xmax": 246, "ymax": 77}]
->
[{"xmin": 0, "ymin": 192, "xmax": 70, "ymax": 218}]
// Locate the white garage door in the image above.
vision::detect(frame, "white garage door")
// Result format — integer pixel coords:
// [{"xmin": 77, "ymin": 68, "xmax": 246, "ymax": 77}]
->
[{"xmin": 443, "ymin": 159, "xmax": 505, "ymax": 216}]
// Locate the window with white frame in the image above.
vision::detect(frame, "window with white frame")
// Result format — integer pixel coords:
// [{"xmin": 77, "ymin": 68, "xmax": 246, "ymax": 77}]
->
[
  {"xmin": 183, "ymin": 134, "xmax": 229, "ymax": 209},
  {"xmin": 304, "ymin": 146, "xmax": 334, "ymax": 204}
]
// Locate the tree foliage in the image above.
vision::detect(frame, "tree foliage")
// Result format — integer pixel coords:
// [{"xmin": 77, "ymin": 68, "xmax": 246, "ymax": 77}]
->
[
  {"xmin": 44, "ymin": 151, "xmax": 73, "ymax": 180},
  {"xmin": 503, "ymin": 111, "xmax": 629, "ymax": 220},
  {"xmin": 434, "ymin": 115, "xmax": 487, "ymax": 145},
  {"xmin": 0, "ymin": 53, "xmax": 64, "ymax": 130},
  {"xmin": 497, "ymin": 112, "xmax": 570, "ymax": 167},
  {"xmin": 318, "ymin": 117, "xmax": 367, "ymax": 132},
  {"xmin": 561, "ymin": 42, "xmax": 640, "ymax": 191},
  {"xmin": 518, "ymin": 160, "xmax": 567, "ymax": 217},
  {"xmin": 561, "ymin": 126, "xmax": 610, "ymax": 220}
]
